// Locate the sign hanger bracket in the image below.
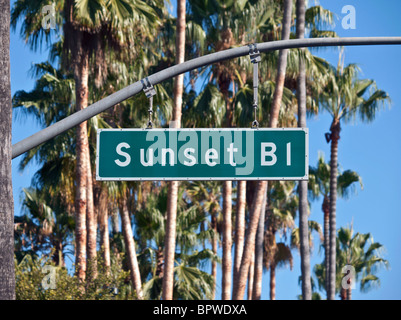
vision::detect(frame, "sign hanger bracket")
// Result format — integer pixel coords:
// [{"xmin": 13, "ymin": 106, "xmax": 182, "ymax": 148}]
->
[{"xmin": 141, "ymin": 77, "xmax": 156, "ymax": 129}]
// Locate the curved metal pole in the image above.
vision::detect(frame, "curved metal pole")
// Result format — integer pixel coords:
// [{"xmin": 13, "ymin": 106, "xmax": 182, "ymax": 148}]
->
[{"xmin": 12, "ymin": 37, "xmax": 401, "ymax": 159}]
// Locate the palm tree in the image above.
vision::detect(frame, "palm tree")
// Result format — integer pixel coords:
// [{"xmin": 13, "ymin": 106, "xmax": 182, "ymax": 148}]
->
[
  {"xmin": 291, "ymin": 220, "xmax": 323, "ymax": 253},
  {"xmin": 221, "ymin": 180, "xmax": 233, "ymax": 300},
  {"xmin": 269, "ymin": 0, "xmax": 293, "ymax": 129},
  {"xmin": 187, "ymin": 1, "xmax": 326, "ymax": 298},
  {"xmin": 263, "ymin": 181, "xmax": 297, "ymax": 300},
  {"xmin": 12, "ymin": 58, "xmax": 102, "ymax": 280},
  {"xmin": 252, "ymin": 0, "xmax": 293, "ymax": 301},
  {"xmin": 118, "ymin": 184, "xmax": 143, "ymax": 299},
  {"xmin": 232, "ymin": 180, "xmax": 267, "ymax": 300},
  {"xmin": 172, "ymin": 254, "xmax": 215, "ymax": 300},
  {"xmin": 337, "ymin": 226, "xmax": 388, "ymax": 300},
  {"xmin": 265, "ymin": 0, "xmax": 336, "ymax": 300},
  {"xmin": 233, "ymin": 180, "xmax": 246, "ymax": 284},
  {"xmin": 188, "ymin": 0, "xmax": 276, "ymax": 299},
  {"xmin": 319, "ymin": 57, "xmax": 390, "ymax": 299},
  {"xmin": 12, "ymin": 108, "xmax": 78, "ymax": 268},
  {"xmin": 295, "ymin": 0, "xmax": 312, "ymax": 300},
  {"xmin": 265, "ymin": 241, "xmax": 293, "ymax": 300},
  {"xmin": 15, "ymin": 188, "xmax": 75, "ymax": 267},
  {"xmin": 208, "ymin": 0, "xmax": 245, "ymax": 298},
  {"xmin": 163, "ymin": 0, "xmax": 187, "ymax": 301},
  {"xmin": 314, "ymin": 225, "xmax": 389, "ymax": 300},
  {"xmin": 250, "ymin": 0, "xmax": 335, "ymax": 299},
  {"xmin": 95, "ymin": 43, "xmax": 173, "ymax": 283},
  {"xmin": 172, "ymin": 187, "xmax": 217, "ymax": 300},
  {"xmin": 137, "ymin": 185, "xmax": 217, "ymax": 300},
  {"xmin": 247, "ymin": 252, "xmax": 255, "ymax": 300},
  {"xmin": 12, "ymin": 50, "xmax": 173, "ymax": 295},
  {"xmin": 11, "ymin": 0, "xmax": 160, "ymax": 281},
  {"xmin": 187, "ymin": 181, "xmax": 222, "ymax": 299},
  {"xmin": 308, "ymin": 153, "xmax": 363, "ymax": 296},
  {"xmin": 97, "ymin": 186, "xmax": 111, "ymax": 271},
  {"xmin": 0, "ymin": 0, "xmax": 15, "ymax": 298},
  {"xmin": 252, "ymin": 188, "xmax": 267, "ymax": 300}
]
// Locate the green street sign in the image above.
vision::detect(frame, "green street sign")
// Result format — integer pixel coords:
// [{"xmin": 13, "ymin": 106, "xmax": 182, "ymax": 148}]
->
[{"xmin": 96, "ymin": 128, "xmax": 308, "ymax": 181}]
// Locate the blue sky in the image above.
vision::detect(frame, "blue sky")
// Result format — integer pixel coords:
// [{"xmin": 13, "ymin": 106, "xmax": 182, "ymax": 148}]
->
[
  {"xmin": 10, "ymin": 0, "xmax": 401, "ymax": 299},
  {"xmin": 277, "ymin": 0, "xmax": 401, "ymax": 300}
]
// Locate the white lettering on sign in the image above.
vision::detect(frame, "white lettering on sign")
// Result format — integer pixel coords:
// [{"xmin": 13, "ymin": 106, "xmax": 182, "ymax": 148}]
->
[
  {"xmin": 115, "ymin": 142, "xmax": 131, "ymax": 167},
  {"xmin": 183, "ymin": 148, "xmax": 196, "ymax": 166},
  {"xmin": 161, "ymin": 148, "xmax": 174, "ymax": 166},
  {"xmin": 227, "ymin": 143, "xmax": 238, "ymax": 167},
  {"xmin": 140, "ymin": 148, "xmax": 154, "ymax": 166},
  {"xmin": 205, "ymin": 148, "xmax": 218, "ymax": 166},
  {"xmin": 261, "ymin": 143, "xmax": 277, "ymax": 166},
  {"xmin": 114, "ymin": 141, "xmax": 295, "ymax": 168},
  {"xmin": 287, "ymin": 142, "xmax": 291, "ymax": 166}
]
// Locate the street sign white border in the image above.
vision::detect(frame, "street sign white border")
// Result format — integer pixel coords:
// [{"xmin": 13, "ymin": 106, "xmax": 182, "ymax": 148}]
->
[{"xmin": 96, "ymin": 128, "xmax": 309, "ymax": 181}]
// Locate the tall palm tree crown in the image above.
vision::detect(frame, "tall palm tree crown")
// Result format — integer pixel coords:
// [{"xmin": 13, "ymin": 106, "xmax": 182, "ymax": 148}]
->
[{"xmin": 317, "ymin": 55, "xmax": 390, "ymax": 299}]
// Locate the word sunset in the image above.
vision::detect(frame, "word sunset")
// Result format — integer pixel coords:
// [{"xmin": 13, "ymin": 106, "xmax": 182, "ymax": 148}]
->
[{"xmin": 96, "ymin": 128, "xmax": 308, "ymax": 181}]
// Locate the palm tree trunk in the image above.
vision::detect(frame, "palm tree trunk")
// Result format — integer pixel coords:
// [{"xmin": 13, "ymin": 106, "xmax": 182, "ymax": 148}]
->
[
  {"xmin": 172, "ymin": 0, "xmax": 186, "ymax": 125},
  {"xmin": 120, "ymin": 196, "xmax": 143, "ymax": 299},
  {"xmin": 269, "ymin": 0, "xmax": 293, "ymax": 128},
  {"xmin": 52, "ymin": 237, "xmax": 65, "ymax": 267},
  {"xmin": 328, "ymin": 119, "xmax": 341, "ymax": 300},
  {"xmin": 222, "ymin": 181, "xmax": 232, "ymax": 300},
  {"xmin": 163, "ymin": 181, "xmax": 179, "ymax": 300},
  {"xmin": 250, "ymin": 0, "xmax": 291, "ymax": 301},
  {"xmin": 59, "ymin": 241, "xmax": 65, "ymax": 267},
  {"xmin": 74, "ymin": 45, "xmax": 89, "ymax": 282},
  {"xmin": 111, "ymin": 207, "xmax": 119, "ymax": 234},
  {"xmin": 296, "ymin": 0, "xmax": 312, "ymax": 300},
  {"xmin": 211, "ymin": 211, "xmax": 218, "ymax": 299},
  {"xmin": 162, "ymin": 0, "xmax": 186, "ymax": 300},
  {"xmin": 270, "ymin": 264, "xmax": 276, "ymax": 300},
  {"xmin": 86, "ymin": 157, "xmax": 97, "ymax": 279},
  {"xmin": 232, "ymin": 181, "xmax": 267, "ymax": 299},
  {"xmin": 322, "ymin": 195, "xmax": 330, "ymax": 294},
  {"xmin": 252, "ymin": 188, "xmax": 267, "ymax": 300},
  {"xmin": 111, "ymin": 207, "xmax": 121, "ymax": 260},
  {"xmin": 156, "ymin": 247, "xmax": 164, "ymax": 278},
  {"xmin": 340, "ymin": 288, "xmax": 347, "ymax": 300},
  {"xmin": 220, "ymin": 77, "xmax": 234, "ymax": 299},
  {"xmin": 233, "ymin": 180, "xmax": 246, "ymax": 281},
  {"xmin": 299, "ymin": 179, "xmax": 311, "ymax": 298},
  {"xmin": 247, "ymin": 252, "xmax": 255, "ymax": 300},
  {"xmin": 99, "ymin": 188, "xmax": 111, "ymax": 271},
  {"xmin": 221, "ymin": 102, "xmax": 234, "ymax": 300},
  {"xmin": 0, "ymin": 1, "xmax": 15, "ymax": 298}
]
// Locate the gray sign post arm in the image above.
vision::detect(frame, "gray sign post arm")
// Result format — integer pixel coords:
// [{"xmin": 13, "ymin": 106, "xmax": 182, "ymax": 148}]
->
[{"xmin": 12, "ymin": 37, "xmax": 401, "ymax": 159}]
